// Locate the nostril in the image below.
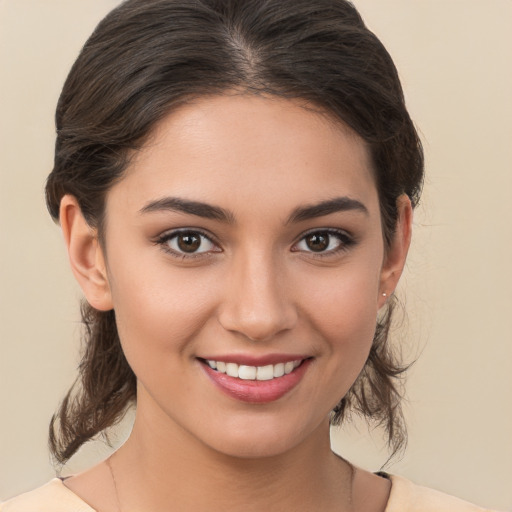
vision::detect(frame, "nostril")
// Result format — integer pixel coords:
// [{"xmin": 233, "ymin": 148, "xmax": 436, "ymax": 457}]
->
[
  {"xmin": 216, "ymin": 266, "xmax": 298, "ymax": 340},
  {"xmin": 217, "ymin": 305, "xmax": 297, "ymax": 342}
]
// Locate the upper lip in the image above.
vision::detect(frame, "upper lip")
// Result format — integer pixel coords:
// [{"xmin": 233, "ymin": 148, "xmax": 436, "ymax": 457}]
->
[{"xmin": 197, "ymin": 354, "xmax": 310, "ymax": 366}]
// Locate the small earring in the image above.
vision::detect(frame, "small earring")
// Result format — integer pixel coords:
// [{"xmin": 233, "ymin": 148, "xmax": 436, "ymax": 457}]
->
[{"xmin": 382, "ymin": 292, "xmax": 387, "ymax": 298}]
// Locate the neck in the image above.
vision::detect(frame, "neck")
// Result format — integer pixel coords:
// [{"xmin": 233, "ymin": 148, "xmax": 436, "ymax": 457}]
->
[{"xmin": 112, "ymin": 407, "xmax": 354, "ymax": 512}]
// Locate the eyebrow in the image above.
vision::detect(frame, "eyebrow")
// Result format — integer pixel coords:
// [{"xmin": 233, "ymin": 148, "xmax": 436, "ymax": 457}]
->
[
  {"xmin": 139, "ymin": 195, "xmax": 368, "ymax": 224},
  {"xmin": 139, "ymin": 197, "xmax": 235, "ymax": 223},
  {"xmin": 287, "ymin": 197, "xmax": 368, "ymax": 223}
]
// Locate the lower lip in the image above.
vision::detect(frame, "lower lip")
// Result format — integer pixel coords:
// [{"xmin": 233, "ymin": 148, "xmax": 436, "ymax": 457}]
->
[{"xmin": 200, "ymin": 359, "xmax": 311, "ymax": 403}]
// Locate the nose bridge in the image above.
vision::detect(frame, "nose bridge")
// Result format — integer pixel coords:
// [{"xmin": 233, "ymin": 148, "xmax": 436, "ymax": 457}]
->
[{"xmin": 218, "ymin": 246, "xmax": 297, "ymax": 341}]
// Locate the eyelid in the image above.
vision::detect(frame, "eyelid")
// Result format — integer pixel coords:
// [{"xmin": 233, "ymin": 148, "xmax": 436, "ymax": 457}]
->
[
  {"xmin": 153, "ymin": 226, "xmax": 354, "ymax": 259},
  {"xmin": 154, "ymin": 227, "xmax": 222, "ymax": 258},
  {"xmin": 291, "ymin": 228, "xmax": 355, "ymax": 255}
]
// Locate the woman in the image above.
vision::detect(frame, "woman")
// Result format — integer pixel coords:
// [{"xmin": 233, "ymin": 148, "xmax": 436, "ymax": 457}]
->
[{"xmin": 0, "ymin": 0, "xmax": 499, "ymax": 510}]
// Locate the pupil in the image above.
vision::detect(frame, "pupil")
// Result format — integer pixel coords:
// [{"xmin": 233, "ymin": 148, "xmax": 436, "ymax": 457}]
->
[
  {"xmin": 178, "ymin": 233, "xmax": 201, "ymax": 252},
  {"xmin": 306, "ymin": 233, "xmax": 328, "ymax": 252}
]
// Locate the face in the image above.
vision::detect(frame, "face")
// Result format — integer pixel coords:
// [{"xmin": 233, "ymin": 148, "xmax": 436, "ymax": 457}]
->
[{"xmin": 83, "ymin": 94, "xmax": 408, "ymax": 458}]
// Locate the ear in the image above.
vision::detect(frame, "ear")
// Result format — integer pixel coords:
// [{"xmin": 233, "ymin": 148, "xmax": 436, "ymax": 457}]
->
[
  {"xmin": 60, "ymin": 195, "xmax": 113, "ymax": 311},
  {"xmin": 378, "ymin": 194, "xmax": 413, "ymax": 308}
]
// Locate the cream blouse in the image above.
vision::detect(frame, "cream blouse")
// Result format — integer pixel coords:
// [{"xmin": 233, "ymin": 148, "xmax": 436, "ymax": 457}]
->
[{"xmin": 0, "ymin": 474, "xmax": 497, "ymax": 511}]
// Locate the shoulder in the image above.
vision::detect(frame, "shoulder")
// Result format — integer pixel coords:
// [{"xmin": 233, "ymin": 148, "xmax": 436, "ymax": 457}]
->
[
  {"xmin": 0, "ymin": 479, "xmax": 95, "ymax": 512},
  {"xmin": 386, "ymin": 474, "xmax": 498, "ymax": 512}
]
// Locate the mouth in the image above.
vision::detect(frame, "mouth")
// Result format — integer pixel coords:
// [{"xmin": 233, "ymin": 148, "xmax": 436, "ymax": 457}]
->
[
  {"xmin": 198, "ymin": 356, "xmax": 312, "ymax": 403},
  {"xmin": 200, "ymin": 358, "xmax": 304, "ymax": 381}
]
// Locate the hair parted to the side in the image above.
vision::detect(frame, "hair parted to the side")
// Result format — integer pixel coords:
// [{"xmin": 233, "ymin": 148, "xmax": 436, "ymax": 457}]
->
[{"xmin": 46, "ymin": 0, "xmax": 424, "ymax": 465}]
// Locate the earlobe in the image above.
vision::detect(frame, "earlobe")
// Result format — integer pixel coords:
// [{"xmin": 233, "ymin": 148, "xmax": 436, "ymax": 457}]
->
[
  {"xmin": 379, "ymin": 194, "xmax": 413, "ymax": 307},
  {"xmin": 60, "ymin": 195, "xmax": 113, "ymax": 311}
]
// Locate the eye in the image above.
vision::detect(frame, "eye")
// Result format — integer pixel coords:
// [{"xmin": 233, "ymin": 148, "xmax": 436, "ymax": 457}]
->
[
  {"xmin": 293, "ymin": 229, "xmax": 353, "ymax": 254},
  {"xmin": 157, "ymin": 230, "xmax": 219, "ymax": 257}
]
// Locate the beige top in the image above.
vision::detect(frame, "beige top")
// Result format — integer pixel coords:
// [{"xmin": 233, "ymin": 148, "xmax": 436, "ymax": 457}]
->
[{"xmin": 0, "ymin": 475, "xmax": 496, "ymax": 511}]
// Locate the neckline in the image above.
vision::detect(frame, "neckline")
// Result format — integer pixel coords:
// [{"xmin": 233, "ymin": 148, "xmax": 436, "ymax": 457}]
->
[
  {"xmin": 52, "ymin": 478, "xmax": 97, "ymax": 511},
  {"xmin": 52, "ymin": 473, "xmax": 396, "ymax": 512}
]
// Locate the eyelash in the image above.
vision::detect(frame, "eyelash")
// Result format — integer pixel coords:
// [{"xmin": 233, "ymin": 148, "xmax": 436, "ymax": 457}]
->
[
  {"xmin": 155, "ymin": 228, "xmax": 355, "ymax": 259},
  {"xmin": 155, "ymin": 229, "xmax": 221, "ymax": 260},
  {"xmin": 291, "ymin": 228, "xmax": 355, "ymax": 258}
]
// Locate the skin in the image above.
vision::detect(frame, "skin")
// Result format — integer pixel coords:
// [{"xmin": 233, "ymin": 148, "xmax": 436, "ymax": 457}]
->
[{"xmin": 60, "ymin": 93, "xmax": 412, "ymax": 512}]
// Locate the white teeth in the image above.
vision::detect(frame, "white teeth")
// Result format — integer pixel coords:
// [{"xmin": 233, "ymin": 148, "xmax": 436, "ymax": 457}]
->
[
  {"xmin": 238, "ymin": 365, "xmax": 257, "ymax": 380},
  {"xmin": 256, "ymin": 364, "xmax": 274, "ymax": 381},
  {"xmin": 273, "ymin": 363, "xmax": 285, "ymax": 378},
  {"xmin": 284, "ymin": 361, "xmax": 295, "ymax": 374},
  {"xmin": 205, "ymin": 359, "xmax": 304, "ymax": 380},
  {"xmin": 226, "ymin": 363, "xmax": 239, "ymax": 378}
]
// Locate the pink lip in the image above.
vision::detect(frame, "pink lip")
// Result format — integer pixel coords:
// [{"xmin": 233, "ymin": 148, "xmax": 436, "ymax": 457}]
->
[{"xmin": 199, "ymin": 358, "xmax": 312, "ymax": 404}]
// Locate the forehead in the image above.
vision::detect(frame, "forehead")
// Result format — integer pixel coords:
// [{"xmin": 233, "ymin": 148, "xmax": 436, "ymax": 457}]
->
[{"xmin": 109, "ymin": 93, "xmax": 379, "ymax": 219}]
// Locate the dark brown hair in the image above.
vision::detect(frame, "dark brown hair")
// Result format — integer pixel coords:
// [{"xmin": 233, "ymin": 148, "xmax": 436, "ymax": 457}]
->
[{"xmin": 46, "ymin": 0, "xmax": 424, "ymax": 465}]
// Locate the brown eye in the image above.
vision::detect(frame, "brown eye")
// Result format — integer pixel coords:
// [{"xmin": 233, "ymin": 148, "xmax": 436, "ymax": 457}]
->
[
  {"xmin": 177, "ymin": 233, "xmax": 201, "ymax": 252},
  {"xmin": 293, "ymin": 229, "xmax": 352, "ymax": 255},
  {"xmin": 160, "ymin": 230, "xmax": 217, "ymax": 256},
  {"xmin": 305, "ymin": 233, "xmax": 329, "ymax": 252}
]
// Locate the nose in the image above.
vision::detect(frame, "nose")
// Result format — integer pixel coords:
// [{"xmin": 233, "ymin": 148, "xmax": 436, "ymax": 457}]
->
[{"xmin": 217, "ymin": 250, "xmax": 298, "ymax": 342}]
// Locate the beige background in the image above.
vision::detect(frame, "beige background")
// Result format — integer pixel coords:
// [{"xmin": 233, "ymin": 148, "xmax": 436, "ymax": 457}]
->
[{"xmin": 1, "ymin": 1, "xmax": 511, "ymax": 510}]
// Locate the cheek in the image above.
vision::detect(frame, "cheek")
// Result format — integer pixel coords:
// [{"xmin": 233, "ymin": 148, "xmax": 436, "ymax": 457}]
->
[
  {"xmin": 318, "ymin": 289, "xmax": 378, "ymax": 378},
  {"xmin": 296, "ymin": 260, "xmax": 381, "ymax": 397},
  {"xmin": 301, "ymin": 259, "xmax": 381, "ymax": 340},
  {"xmin": 106, "ymin": 255, "xmax": 220, "ymax": 371}
]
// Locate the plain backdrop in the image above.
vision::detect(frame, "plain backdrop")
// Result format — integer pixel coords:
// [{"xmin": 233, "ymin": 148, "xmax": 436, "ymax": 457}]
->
[{"xmin": 1, "ymin": 1, "xmax": 511, "ymax": 510}]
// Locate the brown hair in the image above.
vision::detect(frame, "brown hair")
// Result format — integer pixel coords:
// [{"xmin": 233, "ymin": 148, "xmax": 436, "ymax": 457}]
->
[{"xmin": 46, "ymin": 0, "xmax": 424, "ymax": 465}]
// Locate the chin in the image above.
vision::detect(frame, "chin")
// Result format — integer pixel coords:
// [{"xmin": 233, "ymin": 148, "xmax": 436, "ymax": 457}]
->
[
  {"xmin": 195, "ymin": 412, "xmax": 328, "ymax": 461},
  {"xmin": 207, "ymin": 434, "xmax": 301, "ymax": 460}
]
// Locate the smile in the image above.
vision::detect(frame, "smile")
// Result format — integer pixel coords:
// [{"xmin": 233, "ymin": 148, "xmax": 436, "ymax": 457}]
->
[
  {"xmin": 205, "ymin": 359, "xmax": 302, "ymax": 381},
  {"xmin": 199, "ymin": 357, "xmax": 312, "ymax": 403}
]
